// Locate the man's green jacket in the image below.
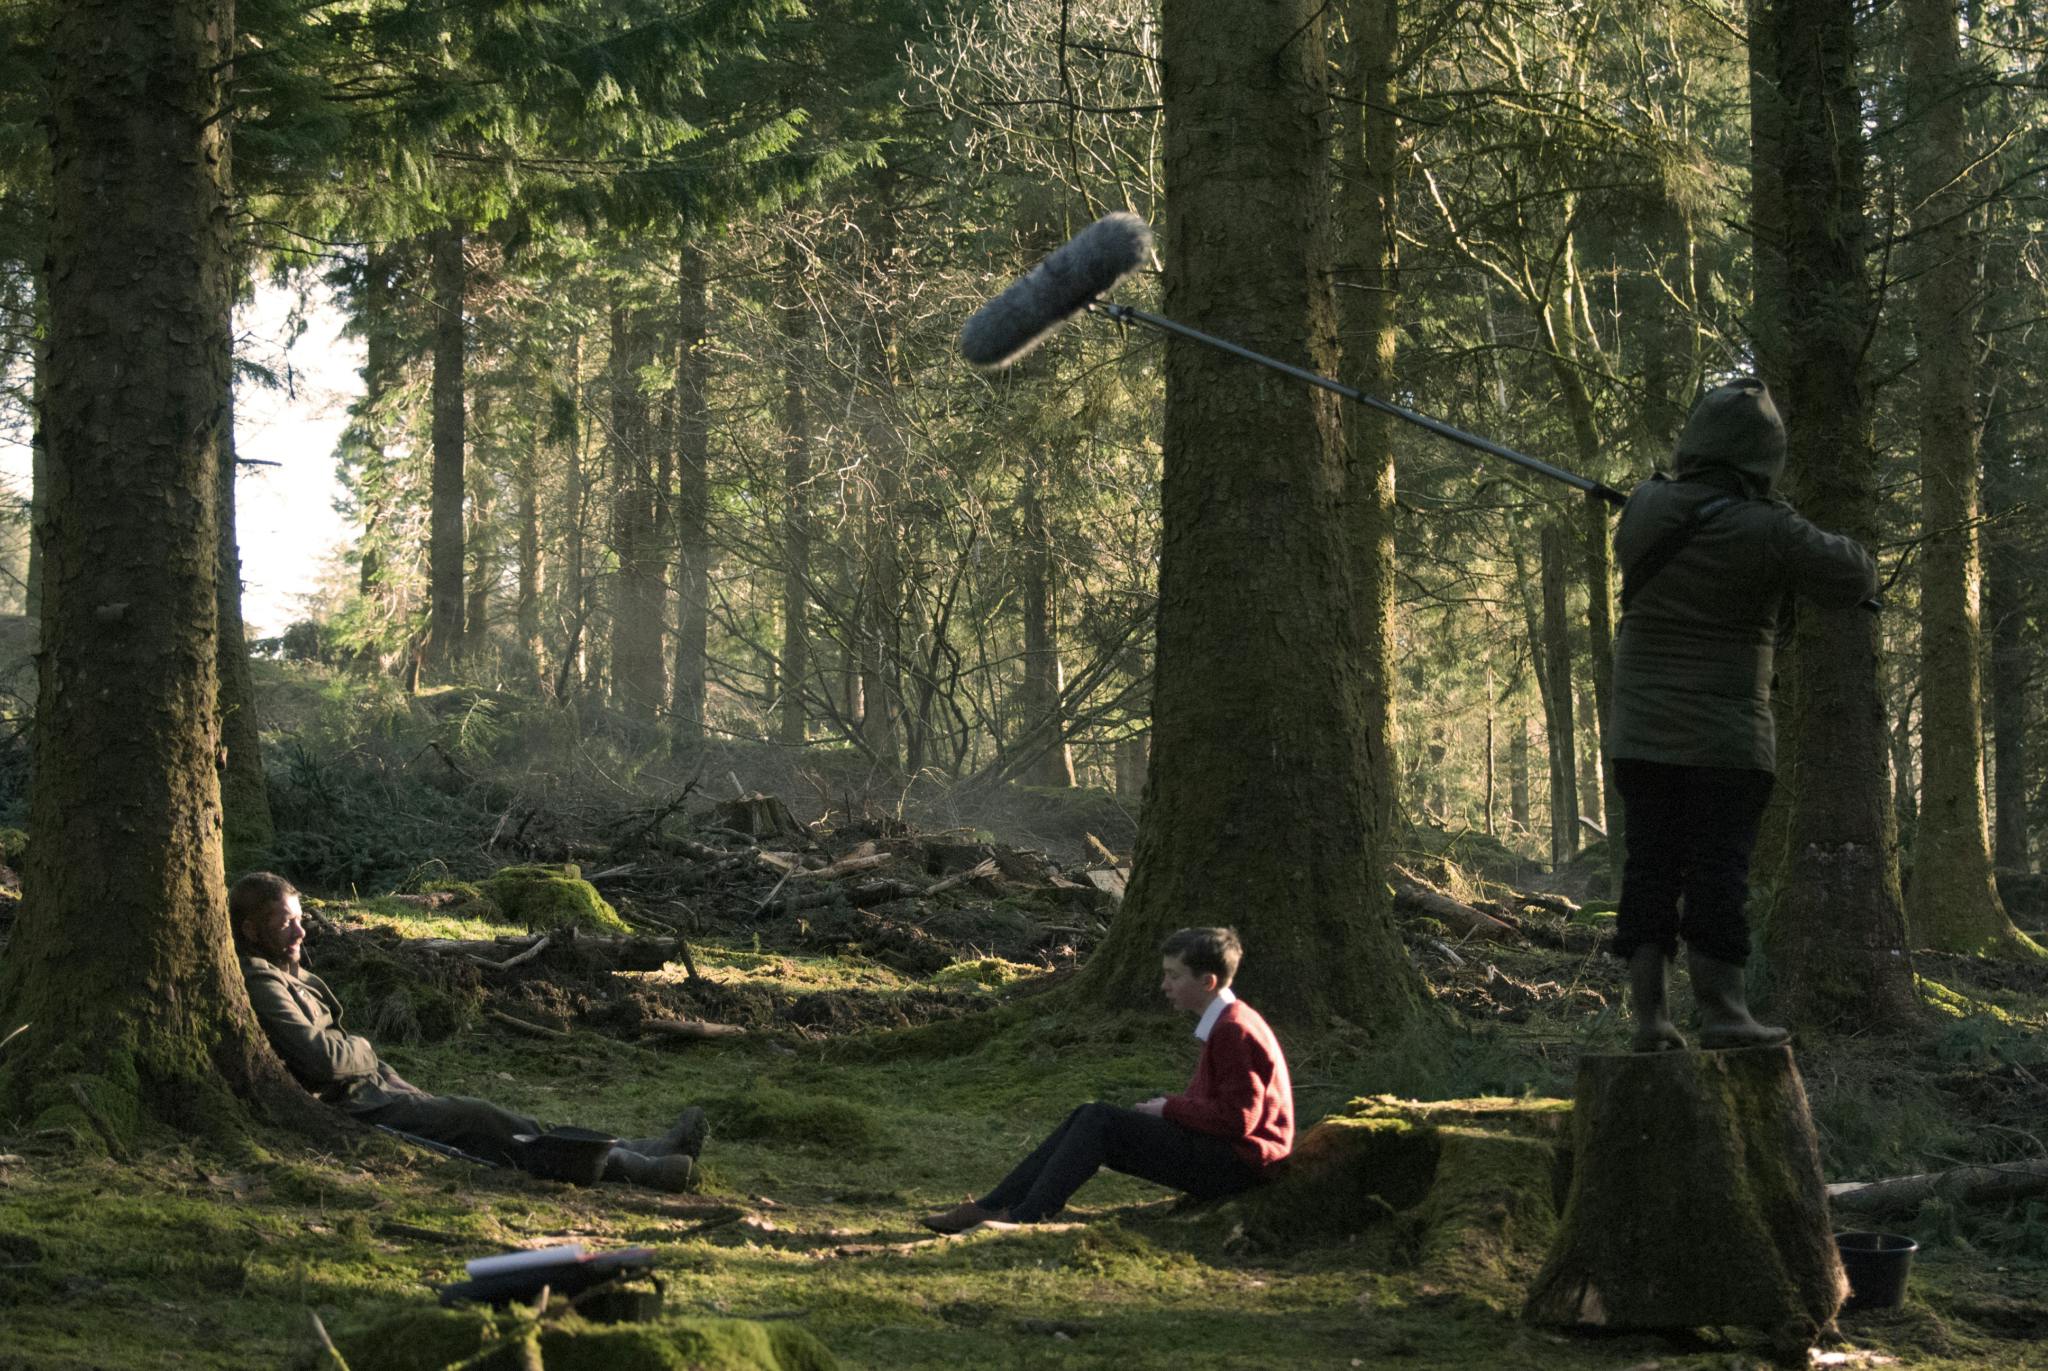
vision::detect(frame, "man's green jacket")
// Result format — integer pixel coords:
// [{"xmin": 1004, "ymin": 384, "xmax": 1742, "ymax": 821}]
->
[
  {"xmin": 1607, "ymin": 410, "xmax": 1878, "ymax": 774},
  {"xmin": 241, "ymin": 953, "xmax": 416, "ymax": 1110}
]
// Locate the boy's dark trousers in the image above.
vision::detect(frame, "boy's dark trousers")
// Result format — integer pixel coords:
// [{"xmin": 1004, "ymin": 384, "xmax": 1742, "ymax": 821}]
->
[{"xmin": 979, "ymin": 1102, "xmax": 1259, "ymax": 1222}]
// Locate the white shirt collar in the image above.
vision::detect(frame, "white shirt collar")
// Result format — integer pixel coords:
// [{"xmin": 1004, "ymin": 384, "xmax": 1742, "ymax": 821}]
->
[{"xmin": 1194, "ymin": 987, "xmax": 1237, "ymax": 1042}]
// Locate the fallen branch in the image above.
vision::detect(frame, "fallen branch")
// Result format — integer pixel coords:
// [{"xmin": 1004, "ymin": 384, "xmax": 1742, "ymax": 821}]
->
[
  {"xmin": 779, "ymin": 878, "xmax": 921, "ymax": 915},
  {"xmin": 1828, "ymin": 1157, "xmax": 2048, "ymax": 1215},
  {"xmin": 927, "ymin": 858, "xmax": 999, "ymax": 897},
  {"xmin": 750, "ymin": 870, "xmax": 796, "ymax": 917},
  {"xmin": 639, "ymin": 1018, "xmax": 747, "ymax": 1042},
  {"xmin": 489, "ymin": 1010, "xmax": 569, "ymax": 1040},
  {"xmin": 468, "ymin": 935, "xmax": 553, "ymax": 972},
  {"xmin": 1391, "ymin": 867, "xmax": 1519, "ymax": 944}
]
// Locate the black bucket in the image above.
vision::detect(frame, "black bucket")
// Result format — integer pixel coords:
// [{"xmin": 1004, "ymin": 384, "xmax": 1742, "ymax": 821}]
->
[
  {"xmin": 1835, "ymin": 1230, "xmax": 1917, "ymax": 1312},
  {"xmin": 516, "ymin": 1127, "xmax": 616, "ymax": 1186}
]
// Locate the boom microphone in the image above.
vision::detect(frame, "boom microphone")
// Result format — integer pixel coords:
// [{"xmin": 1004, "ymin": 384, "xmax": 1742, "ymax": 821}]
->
[{"xmin": 957, "ymin": 213, "xmax": 1153, "ymax": 369}]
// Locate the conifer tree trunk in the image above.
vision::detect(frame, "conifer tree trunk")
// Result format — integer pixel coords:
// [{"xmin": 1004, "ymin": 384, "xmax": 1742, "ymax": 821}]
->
[
  {"xmin": 0, "ymin": 0, "xmax": 280, "ymax": 1134},
  {"xmin": 515, "ymin": 425, "xmax": 544, "ymax": 694},
  {"xmin": 1539, "ymin": 522, "xmax": 1580, "ymax": 867},
  {"xmin": 217, "ymin": 378, "xmax": 273, "ymax": 867},
  {"xmin": 1984, "ymin": 426, "xmax": 2031, "ymax": 875},
  {"xmin": 1900, "ymin": 0, "xmax": 2035, "ymax": 956},
  {"xmin": 465, "ymin": 478, "xmax": 491, "ymax": 655},
  {"xmin": 425, "ymin": 225, "xmax": 467, "ymax": 680},
  {"xmin": 1754, "ymin": 0, "xmax": 1917, "ymax": 1028},
  {"xmin": 778, "ymin": 240, "xmax": 811, "ymax": 750},
  {"xmin": 1511, "ymin": 719, "xmax": 1531, "ymax": 832},
  {"xmin": 1338, "ymin": 0, "xmax": 1403, "ymax": 840},
  {"xmin": 24, "ymin": 281, "xmax": 46, "ymax": 635},
  {"xmin": 1019, "ymin": 476, "xmax": 1075, "ymax": 787},
  {"xmin": 608, "ymin": 293, "xmax": 666, "ymax": 719},
  {"xmin": 556, "ymin": 334, "xmax": 588, "ymax": 700},
  {"xmin": 1077, "ymin": 0, "xmax": 1430, "ymax": 1033},
  {"xmin": 672, "ymin": 247, "xmax": 712, "ymax": 738}
]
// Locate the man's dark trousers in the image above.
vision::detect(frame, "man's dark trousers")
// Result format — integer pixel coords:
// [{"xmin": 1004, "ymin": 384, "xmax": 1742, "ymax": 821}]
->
[
  {"xmin": 347, "ymin": 1085, "xmax": 540, "ymax": 1166},
  {"xmin": 1612, "ymin": 757, "xmax": 1775, "ymax": 966},
  {"xmin": 978, "ymin": 1102, "xmax": 1259, "ymax": 1222}
]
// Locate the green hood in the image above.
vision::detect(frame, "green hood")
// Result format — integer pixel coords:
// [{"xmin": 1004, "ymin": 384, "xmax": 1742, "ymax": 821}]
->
[{"xmin": 1672, "ymin": 377, "xmax": 1785, "ymax": 497}]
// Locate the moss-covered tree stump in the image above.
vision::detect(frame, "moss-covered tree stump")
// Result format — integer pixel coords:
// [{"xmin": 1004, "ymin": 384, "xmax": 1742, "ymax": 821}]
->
[
  {"xmin": 307, "ymin": 1306, "xmax": 836, "ymax": 1371},
  {"xmin": 1183, "ymin": 1097, "xmax": 1570, "ymax": 1296},
  {"xmin": 1522, "ymin": 1045, "xmax": 1846, "ymax": 1347},
  {"xmin": 476, "ymin": 866, "xmax": 630, "ymax": 935}
]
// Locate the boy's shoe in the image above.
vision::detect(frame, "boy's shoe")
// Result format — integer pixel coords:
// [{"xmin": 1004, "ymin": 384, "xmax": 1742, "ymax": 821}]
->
[{"xmin": 919, "ymin": 1200, "xmax": 1007, "ymax": 1234}]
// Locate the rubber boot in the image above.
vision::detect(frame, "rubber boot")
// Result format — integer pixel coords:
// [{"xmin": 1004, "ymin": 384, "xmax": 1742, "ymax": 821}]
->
[
  {"xmin": 603, "ymin": 1147, "xmax": 696, "ymax": 1193},
  {"xmin": 1687, "ymin": 950, "xmax": 1790, "ymax": 1049},
  {"xmin": 1628, "ymin": 945, "xmax": 1687, "ymax": 1053},
  {"xmin": 619, "ymin": 1106, "xmax": 707, "ymax": 1160}
]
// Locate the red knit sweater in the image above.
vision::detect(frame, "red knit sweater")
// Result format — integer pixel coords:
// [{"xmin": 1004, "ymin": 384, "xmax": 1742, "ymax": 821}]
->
[{"xmin": 1161, "ymin": 999, "xmax": 1294, "ymax": 1166}]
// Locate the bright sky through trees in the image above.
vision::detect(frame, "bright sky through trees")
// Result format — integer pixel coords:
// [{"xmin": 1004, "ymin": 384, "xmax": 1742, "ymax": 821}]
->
[{"xmin": 0, "ymin": 282, "xmax": 360, "ymax": 637}]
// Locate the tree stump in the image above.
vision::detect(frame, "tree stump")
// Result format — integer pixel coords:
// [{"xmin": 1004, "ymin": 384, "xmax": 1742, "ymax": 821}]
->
[
  {"xmin": 1523, "ymin": 1045, "xmax": 1846, "ymax": 1348},
  {"xmin": 714, "ymin": 793, "xmax": 808, "ymax": 843},
  {"xmin": 1177, "ymin": 1097, "xmax": 1571, "ymax": 1297}
]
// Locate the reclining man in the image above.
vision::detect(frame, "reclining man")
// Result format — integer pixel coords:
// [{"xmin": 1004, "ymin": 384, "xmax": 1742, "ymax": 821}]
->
[{"xmin": 231, "ymin": 870, "xmax": 704, "ymax": 1192}]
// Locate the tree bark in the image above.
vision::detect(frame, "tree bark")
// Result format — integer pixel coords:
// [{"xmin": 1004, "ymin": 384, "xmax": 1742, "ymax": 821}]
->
[
  {"xmin": 608, "ymin": 289, "xmax": 665, "ymax": 719},
  {"xmin": 1511, "ymin": 716, "xmax": 1531, "ymax": 832},
  {"xmin": 1754, "ymin": 0, "xmax": 1917, "ymax": 1028},
  {"xmin": 1984, "ymin": 417, "xmax": 2031, "ymax": 875},
  {"xmin": 1538, "ymin": 523, "xmax": 1580, "ymax": 868},
  {"xmin": 217, "ymin": 374, "xmax": 273, "ymax": 867},
  {"xmin": 778, "ymin": 239, "xmax": 811, "ymax": 750},
  {"xmin": 672, "ymin": 246, "xmax": 712, "ymax": 738},
  {"xmin": 515, "ymin": 422, "xmax": 544, "ymax": 693},
  {"xmin": 424, "ymin": 224, "xmax": 467, "ymax": 681},
  {"xmin": 1337, "ymin": 0, "xmax": 1404, "ymax": 843},
  {"xmin": 1076, "ymin": 0, "xmax": 1430, "ymax": 1034},
  {"xmin": 1525, "ymin": 1047, "xmax": 1845, "ymax": 1346},
  {"xmin": 0, "ymin": 0, "xmax": 280, "ymax": 1135},
  {"xmin": 556, "ymin": 333, "xmax": 589, "ymax": 701},
  {"xmin": 24, "ymin": 278, "xmax": 47, "ymax": 635},
  {"xmin": 1019, "ymin": 476, "xmax": 1075, "ymax": 787},
  {"xmin": 1900, "ymin": 0, "xmax": 2035, "ymax": 956}
]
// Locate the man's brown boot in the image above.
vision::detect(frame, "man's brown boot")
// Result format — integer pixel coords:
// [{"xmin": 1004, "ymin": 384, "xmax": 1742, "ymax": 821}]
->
[
  {"xmin": 1688, "ymin": 950, "xmax": 1790, "ymax": 1050},
  {"xmin": 920, "ymin": 1200, "xmax": 1006, "ymax": 1234},
  {"xmin": 603, "ymin": 1148, "xmax": 697, "ymax": 1194},
  {"xmin": 620, "ymin": 1106, "xmax": 708, "ymax": 1160}
]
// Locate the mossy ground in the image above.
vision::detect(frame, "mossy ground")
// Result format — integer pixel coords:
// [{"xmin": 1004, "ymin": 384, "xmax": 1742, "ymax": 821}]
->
[{"xmin": 4, "ymin": 921, "xmax": 2046, "ymax": 1371}]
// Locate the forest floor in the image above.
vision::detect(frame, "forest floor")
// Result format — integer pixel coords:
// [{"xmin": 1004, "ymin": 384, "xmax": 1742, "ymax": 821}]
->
[{"xmin": 1, "ymin": 668, "xmax": 2046, "ymax": 1369}]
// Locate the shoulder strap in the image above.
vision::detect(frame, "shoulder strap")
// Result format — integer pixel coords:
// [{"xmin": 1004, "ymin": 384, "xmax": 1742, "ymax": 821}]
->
[{"xmin": 1621, "ymin": 493, "xmax": 1740, "ymax": 612}]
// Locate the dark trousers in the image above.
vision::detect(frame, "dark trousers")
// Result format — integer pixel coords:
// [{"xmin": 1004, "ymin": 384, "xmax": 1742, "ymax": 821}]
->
[
  {"xmin": 978, "ymin": 1102, "xmax": 1260, "ymax": 1223},
  {"xmin": 1612, "ymin": 757, "xmax": 1775, "ymax": 966},
  {"xmin": 347, "ymin": 1089, "xmax": 542, "ymax": 1167}
]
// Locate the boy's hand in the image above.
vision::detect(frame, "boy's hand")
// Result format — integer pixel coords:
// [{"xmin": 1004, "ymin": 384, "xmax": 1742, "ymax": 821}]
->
[{"xmin": 1134, "ymin": 1096, "xmax": 1168, "ymax": 1117}]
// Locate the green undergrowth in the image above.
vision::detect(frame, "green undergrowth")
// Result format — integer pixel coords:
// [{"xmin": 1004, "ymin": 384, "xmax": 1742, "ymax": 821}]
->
[{"xmin": 5, "ymin": 934, "xmax": 2047, "ymax": 1368}]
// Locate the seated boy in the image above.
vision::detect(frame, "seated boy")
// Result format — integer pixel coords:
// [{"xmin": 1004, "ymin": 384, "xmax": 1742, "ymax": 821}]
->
[{"xmin": 920, "ymin": 926, "xmax": 1293, "ymax": 1232}]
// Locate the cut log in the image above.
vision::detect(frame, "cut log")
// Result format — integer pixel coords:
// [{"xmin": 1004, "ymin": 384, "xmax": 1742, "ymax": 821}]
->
[
  {"xmin": 1524, "ymin": 1045, "xmax": 1845, "ymax": 1348},
  {"xmin": 1391, "ymin": 870, "xmax": 1520, "ymax": 944},
  {"xmin": 1828, "ymin": 1157, "xmax": 2048, "ymax": 1215}
]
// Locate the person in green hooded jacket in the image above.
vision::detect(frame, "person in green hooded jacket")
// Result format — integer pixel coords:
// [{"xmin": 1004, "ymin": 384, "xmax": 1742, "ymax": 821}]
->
[{"xmin": 1607, "ymin": 377, "xmax": 1878, "ymax": 1052}]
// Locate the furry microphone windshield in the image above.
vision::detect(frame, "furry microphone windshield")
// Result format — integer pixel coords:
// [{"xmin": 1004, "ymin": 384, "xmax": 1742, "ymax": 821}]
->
[{"xmin": 957, "ymin": 213, "xmax": 1153, "ymax": 369}]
